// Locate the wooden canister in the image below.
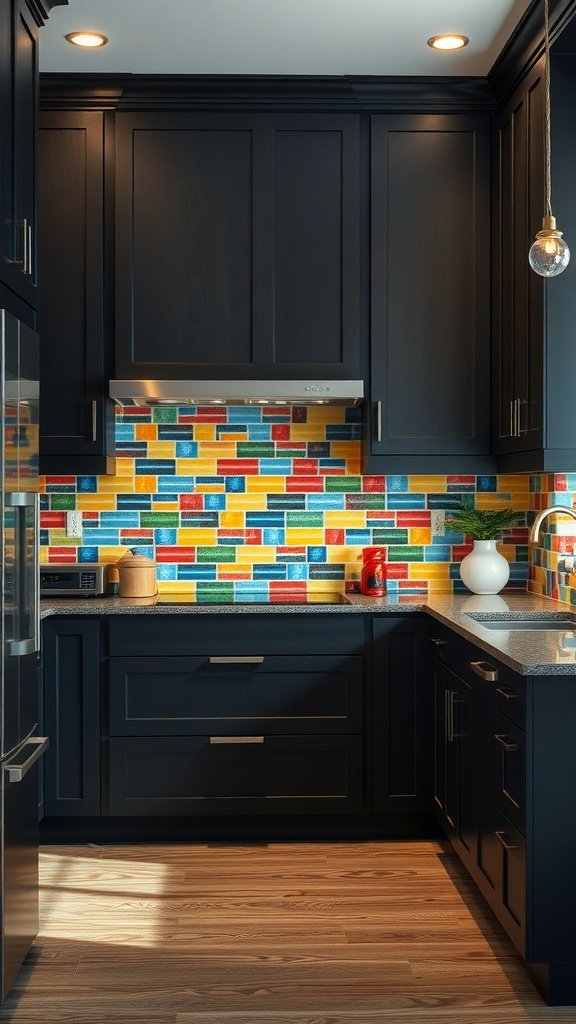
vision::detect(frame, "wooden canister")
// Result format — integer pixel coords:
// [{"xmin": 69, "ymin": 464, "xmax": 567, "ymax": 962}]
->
[{"xmin": 117, "ymin": 549, "xmax": 157, "ymax": 598}]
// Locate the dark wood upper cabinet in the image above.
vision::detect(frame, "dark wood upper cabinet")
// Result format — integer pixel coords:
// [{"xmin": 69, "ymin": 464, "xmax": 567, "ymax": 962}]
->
[
  {"xmin": 493, "ymin": 51, "xmax": 576, "ymax": 472},
  {"xmin": 367, "ymin": 114, "xmax": 493, "ymax": 473},
  {"xmin": 38, "ymin": 110, "xmax": 115, "ymax": 475},
  {"xmin": 114, "ymin": 112, "xmax": 360, "ymax": 379},
  {"xmin": 0, "ymin": 0, "xmax": 39, "ymax": 309}
]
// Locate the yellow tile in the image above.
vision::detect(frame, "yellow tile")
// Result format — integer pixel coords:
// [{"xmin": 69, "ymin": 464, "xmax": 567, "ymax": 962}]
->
[
  {"xmin": 177, "ymin": 459, "xmax": 216, "ymax": 476},
  {"xmin": 408, "ymin": 476, "xmax": 447, "ymax": 492},
  {"xmin": 285, "ymin": 528, "xmax": 325, "ymax": 545},
  {"xmin": 135, "ymin": 424, "xmax": 157, "ymax": 440},
  {"xmin": 48, "ymin": 530, "xmax": 81, "ymax": 546},
  {"xmin": 428, "ymin": 578, "xmax": 454, "ymax": 593},
  {"xmin": 39, "ymin": 547, "xmax": 48, "ymax": 564},
  {"xmin": 246, "ymin": 476, "xmax": 285, "ymax": 493},
  {"xmin": 147, "ymin": 442, "xmax": 176, "ymax": 460},
  {"xmin": 225, "ymin": 494, "xmax": 267, "ymax": 511},
  {"xmin": 198, "ymin": 441, "xmax": 236, "ymax": 456},
  {"xmin": 97, "ymin": 546, "xmax": 126, "ymax": 562},
  {"xmin": 135, "ymin": 475, "xmax": 157, "ymax": 493},
  {"xmin": 97, "ymin": 476, "xmax": 135, "ymax": 494},
  {"xmin": 327, "ymin": 546, "xmax": 362, "ymax": 564},
  {"xmin": 176, "ymin": 528, "xmax": 217, "ymax": 545},
  {"xmin": 114, "ymin": 459, "xmax": 137, "ymax": 474},
  {"xmin": 307, "ymin": 580, "xmax": 340, "ymax": 594},
  {"xmin": 409, "ymin": 527, "xmax": 432, "ymax": 545},
  {"xmin": 342, "ymin": 460, "xmax": 362, "ymax": 475},
  {"xmin": 157, "ymin": 581, "xmax": 195, "ymax": 595},
  {"xmin": 305, "ymin": 407, "xmax": 345, "ymax": 424},
  {"xmin": 409, "ymin": 563, "xmax": 450, "ymax": 580},
  {"xmin": 235, "ymin": 546, "xmax": 276, "ymax": 563},
  {"xmin": 290, "ymin": 425, "xmax": 329, "ymax": 441},
  {"xmin": 324, "ymin": 511, "xmax": 368, "ymax": 528},
  {"xmin": 38, "ymin": 478, "xmax": 46, "ymax": 493},
  {"xmin": 216, "ymin": 431, "xmax": 247, "ymax": 441},
  {"xmin": 219, "ymin": 512, "xmax": 244, "ymax": 528},
  {"xmin": 195, "ymin": 481, "xmax": 225, "ymax": 493},
  {"xmin": 217, "ymin": 564, "xmax": 251, "ymax": 579},
  {"xmin": 330, "ymin": 442, "xmax": 362, "ymax": 461},
  {"xmin": 497, "ymin": 474, "xmax": 530, "ymax": 492},
  {"xmin": 153, "ymin": 501, "xmax": 179, "ymax": 510},
  {"xmin": 76, "ymin": 493, "xmax": 116, "ymax": 510},
  {"xmin": 193, "ymin": 425, "xmax": 216, "ymax": 441},
  {"xmin": 497, "ymin": 544, "xmax": 516, "ymax": 561}
]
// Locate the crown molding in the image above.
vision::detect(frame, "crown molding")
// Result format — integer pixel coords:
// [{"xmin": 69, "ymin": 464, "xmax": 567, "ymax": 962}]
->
[
  {"xmin": 489, "ymin": 0, "xmax": 576, "ymax": 105},
  {"xmin": 27, "ymin": 0, "xmax": 67, "ymax": 28}
]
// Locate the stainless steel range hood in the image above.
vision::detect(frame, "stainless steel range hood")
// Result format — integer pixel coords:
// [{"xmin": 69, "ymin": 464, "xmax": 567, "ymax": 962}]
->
[{"xmin": 109, "ymin": 379, "xmax": 364, "ymax": 407}]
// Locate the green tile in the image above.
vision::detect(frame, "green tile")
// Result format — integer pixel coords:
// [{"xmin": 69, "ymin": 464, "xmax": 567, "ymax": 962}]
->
[
  {"xmin": 237, "ymin": 443, "xmax": 275, "ymax": 458},
  {"xmin": 372, "ymin": 528, "xmax": 408, "ymax": 544},
  {"xmin": 141, "ymin": 512, "xmax": 180, "ymax": 528},
  {"xmin": 197, "ymin": 546, "xmax": 236, "ymax": 563},
  {"xmin": 325, "ymin": 477, "xmax": 362, "ymax": 492},
  {"xmin": 347, "ymin": 494, "xmax": 386, "ymax": 508},
  {"xmin": 196, "ymin": 582, "xmax": 235, "ymax": 602},
  {"xmin": 286, "ymin": 511, "xmax": 324, "ymax": 527},
  {"xmin": 50, "ymin": 495, "xmax": 76, "ymax": 510},
  {"xmin": 153, "ymin": 407, "xmax": 177, "ymax": 423},
  {"xmin": 276, "ymin": 447, "xmax": 307, "ymax": 458},
  {"xmin": 388, "ymin": 545, "xmax": 424, "ymax": 562}
]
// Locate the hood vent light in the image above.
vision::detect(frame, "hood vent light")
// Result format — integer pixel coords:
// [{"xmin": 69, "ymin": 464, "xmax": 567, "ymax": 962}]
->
[{"xmin": 109, "ymin": 380, "xmax": 364, "ymax": 407}]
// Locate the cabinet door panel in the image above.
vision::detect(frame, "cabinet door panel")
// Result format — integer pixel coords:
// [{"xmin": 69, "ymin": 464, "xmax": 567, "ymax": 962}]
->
[
  {"xmin": 109, "ymin": 734, "xmax": 364, "ymax": 816},
  {"xmin": 496, "ymin": 812, "xmax": 526, "ymax": 955},
  {"xmin": 39, "ymin": 111, "xmax": 114, "ymax": 474},
  {"xmin": 108, "ymin": 655, "xmax": 364, "ymax": 736},
  {"xmin": 370, "ymin": 115, "xmax": 490, "ymax": 460}
]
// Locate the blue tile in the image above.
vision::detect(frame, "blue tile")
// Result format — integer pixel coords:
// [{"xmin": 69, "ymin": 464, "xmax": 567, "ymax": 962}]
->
[
  {"xmin": 477, "ymin": 476, "xmax": 497, "ymax": 492},
  {"xmin": 158, "ymin": 476, "xmax": 194, "ymax": 492},
  {"xmin": 225, "ymin": 476, "xmax": 246, "ymax": 493},
  {"xmin": 287, "ymin": 563, "xmax": 308, "ymax": 579},
  {"xmin": 157, "ymin": 564, "xmax": 178, "ymax": 581},
  {"xmin": 259, "ymin": 459, "xmax": 291, "ymax": 475},
  {"xmin": 345, "ymin": 529, "xmax": 371, "ymax": 545},
  {"xmin": 345, "ymin": 406, "xmax": 362, "ymax": 423},
  {"xmin": 152, "ymin": 493, "xmax": 178, "ymax": 504},
  {"xmin": 158, "ymin": 427, "xmax": 195, "ymax": 442},
  {"xmin": 267, "ymin": 494, "xmax": 306, "ymax": 509},
  {"xmin": 307, "ymin": 546, "xmax": 327, "ymax": 563},
  {"xmin": 425, "ymin": 544, "xmax": 452, "ymax": 562},
  {"xmin": 308, "ymin": 442, "xmax": 330, "ymax": 457},
  {"xmin": 277, "ymin": 552, "xmax": 306, "ymax": 563},
  {"xmin": 247, "ymin": 511, "xmax": 285, "ymax": 527},
  {"xmin": 45, "ymin": 484, "xmax": 75, "ymax": 493},
  {"xmin": 386, "ymin": 492, "xmax": 426, "ymax": 510},
  {"xmin": 115, "ymin": 425, "xmax": 135, "ymax": 442},
  {"xmin": 309, "ymin": 563, "xmax": 345, "ymax": 579},
  {"xmin": 181, "ymin": 512, "xmax": 219, "ymax": 526},
  {"xmin": 78, "ymin": 546, "xmax": 98, "ymax": 562},
  {"xmin": 427, "ymin": 493, "xmax": 470, "ymax": 510},
  {"xmin": 78, "ymin": 529, "xmax": 119, "ymax": 544},
  {"xmin": 135, "ymin": 459, "xmax": 175, "ymax": 475},
  {"xmin": 204, "ymin": 494, "xmax": 226, "ymax": 510},
  {"xmin": 116, "ymin": 442, "xmax": 147, "ymax": 457},
  {"xmin": 218, "ymin": 535, "xmax": 242, "ymax": 545},
  {"xmin": 228, "ymin": 406, "xmax": 262, "ymax": 422},
  {"xmin": 385, "ymin": 476, "xmax": 408, "ymax": 492},
  {"xmin": 319, "ymin": 459, "xmax": 346, "ymax": 469},
  {"xmin": 306, "ymin": 494, "xmax": 346, "ymax": 510},
  {"xmin": 117, "ymin": 495, "xmax": 151, "ymax": 510},
  {"xmin": 40, "ymin": 530, "xmax": 49, "ymax": 545},
  {"xmin": 263, "ymin": 528, "xmax": 286, "ymax": 545},
  {"xmin": 175, "ymin": 441, "xmax": 199, "ymax": 458},
  {"xmin": 77, "ymin": 476, "xmax": 97, "ymax": 493},
  {"xmin": 155, "ymin": 528, "xmax": 177, "ymax": 545},
  {"xmin": 254, "ymin": 564, "xmax": 287, "ymax": 580},
  {"xmin": 101, "ymin": 512, "xmax": 140, "ymax": 527},
  {"xmin": 247, "ymin": 425, "xmax": 272, "ymax": 440},
  {"xmin": 40, "ymin": 495, "xmax": 49, "ymax": 510},
  {"xmin": 176, "ymin": 564, "xmax": 217, "ymax": 580}
]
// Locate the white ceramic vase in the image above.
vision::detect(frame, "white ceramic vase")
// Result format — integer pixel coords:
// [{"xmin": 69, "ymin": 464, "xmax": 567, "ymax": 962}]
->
[{"xmin": 459, "ymin": 539, "xmax": 510, "ymax": 595}]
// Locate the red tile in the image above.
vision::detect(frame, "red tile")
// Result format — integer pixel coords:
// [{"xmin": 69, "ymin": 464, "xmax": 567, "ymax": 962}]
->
[
  {"xmin": 82, "ymin": 512, "xmax": 99, "ymax": 521},
  {"xmin": 286, "ymin": 476, "xmax": 324, "ymax": 492},
  {"xmin": 452, "ymin": 544, "xmax": 474, "ymax": 561},
  {"xmin": 156, "ymin": 546, "xmax": 195, "ymax": 562},
  {"xmin": 362, "ymin": 475, "xmax": 385, "ymax": 492},
  {"xmin": 40, "ymin": 512, "xmax": 66, "ymax": 528},
  {"xmin": 216, "ymin": 459, "xmax": 259, "ymax": 475},
  {"xmin": 293, "ymin": 459, "xmax": 318, "ymax": 475},
  {"xmin": 45, "ymin": 476, "xmax": 75, "ymax": 485},
  {"xmin": 270, "ymin": 581, "xmax": 306, "ymax": 594},
  {"xmin": 325, "ymin": 529, "xmax": 345, "ymax": 545},
  {"xmin": 271, "ymin": 425, "xmax": 291, "ymax": 441},
  {"xmin": 385, "ymin": 563, "xmax": 408, "ymax": 579},
  {"xmin": 120, "ymin": 528, "xmax": 153, "ymax": 538},
  {"xmin": 277, "ymin": 441, "xmax": 306, "ymax": 451},
  {"xmin": 366, "ymin": 511, "xmax": 395, "ymax": 521},
  {"xmin": 179, "ymin": 494, "xmax": 203, "ymax": 510},
  {"xmin": 277, "ymin": 546, "xmax": 305, "ymax": 556},
  {"xmin": 554, "ymin": 474, "xmax": 568, "ymax": 491},
  {"xmin": 447, "ymin": 475, "xmax": 475, "ymax": 484},
  {"xmin": 396, "ymin": 511, "xmax": 431, "ymax": 527}
]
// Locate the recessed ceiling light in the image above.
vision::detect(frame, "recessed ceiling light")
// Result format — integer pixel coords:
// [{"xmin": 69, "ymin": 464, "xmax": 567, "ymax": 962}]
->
[
  {"xmin": 65, "ymin": 31, "xmax": 108, "ymax": 48},
  {"xmin": 427, "ymin": 34, "xmax": 469, "ymax": 51}
]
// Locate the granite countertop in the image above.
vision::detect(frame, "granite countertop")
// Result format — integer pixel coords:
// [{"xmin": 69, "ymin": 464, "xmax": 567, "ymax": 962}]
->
[{"xmin": 40, "ymin": 590, "xmax": 576, "ymax": 676}]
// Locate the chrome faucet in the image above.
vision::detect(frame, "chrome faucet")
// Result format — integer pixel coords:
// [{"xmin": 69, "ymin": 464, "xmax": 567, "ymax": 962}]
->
[{"xmin": 529, "ymin": 505, "xmax": 576, "ymax": 543}]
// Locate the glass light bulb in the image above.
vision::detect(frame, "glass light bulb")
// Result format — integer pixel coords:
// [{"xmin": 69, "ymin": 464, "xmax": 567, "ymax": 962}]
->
[{"xmin": 528, "ymin": 227, "xmax": 570, "ymax": 278}]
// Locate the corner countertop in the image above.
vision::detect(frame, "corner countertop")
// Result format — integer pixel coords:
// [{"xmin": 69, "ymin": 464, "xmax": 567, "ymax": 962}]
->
[{"xmin": 40, "ymin": 591, "xmax": 576, "ymax": 676}]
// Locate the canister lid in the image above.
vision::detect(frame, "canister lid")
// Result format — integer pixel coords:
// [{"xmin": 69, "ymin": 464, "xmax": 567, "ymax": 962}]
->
[{"xmin": 117, "ymin": 548, "xmax": 157, "ymax": 568}]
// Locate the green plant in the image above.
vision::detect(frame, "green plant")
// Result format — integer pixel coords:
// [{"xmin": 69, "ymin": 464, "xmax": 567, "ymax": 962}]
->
[{"xmin": 445, "ymin": 499, "xmax": 518, "ymax": 541}]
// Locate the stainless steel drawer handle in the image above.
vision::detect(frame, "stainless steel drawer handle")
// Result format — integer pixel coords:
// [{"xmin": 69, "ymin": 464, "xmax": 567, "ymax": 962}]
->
[
  {"xmin": 430, "ymin": 638, "xmax": 447, "ymax": 647},
  {"xmin": 376, "ymin": 400, "xmax": 382, "ymax": 443},
  {"xmin": 4, "ymin": 737, "xmax": 49, "ymax": 783},
  {"xmin": 470, "ymin": 660, "xmax": 499, "ymax": 682},
  {"xmin": 496, "ymin": 686, "xmax": 519, "ymax": 700},
  {"xmin": 209, "ymin": 656, "xmax": 264, "ymax": 664},
  {"xmin": 209, "ymin": 736, "xmax": 265, "ymax": 745},
  {"xmin": 494, "ymin": 733, "xmax": 518, "ymax": 752},
  {"xmin": 495, "ymin": 830, "xmax": 519, "ymax": 851}
]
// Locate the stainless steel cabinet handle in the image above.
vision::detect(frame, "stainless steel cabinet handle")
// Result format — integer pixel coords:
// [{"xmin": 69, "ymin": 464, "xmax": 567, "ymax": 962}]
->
[
  {"xmin": 448, "ymin": 690, "xmax": 456, "ymax": 743},
  {"xmin": 496, "ymin": 686, "xmax": 519, "ymax": 700},
  {"xmin": 27, "ymin": 222, "xmax": 33, "ymax": 276},
  {"xmin": 495, "ymin": 830, "xmax": 519, "ymax": 851},
  {"xmin": 6, "ymin": 492, "xmax": 40, "ymax": 656},
  {"xmin": 430, "ymin": 638, "xmax": 447, "ymax": 647},
  {"xmin": 22, "ymin": 218, "xmax": 28, "ymax": 272},
  {"xmin": 4, "ymin": 737, "xmax": 48, "ymax": 783},
  {"xmin": 494, "ymin": 733, "xmax": 518, "ymax": 751},
  {"xmin": 509, "ymin": 399, "xmax": 514, "ymax": 438},
  {"xmin": 376, "ymin": 401, "xmax": 382, "ymax": 443},
  {"xmin": 91, "ymin": 400, "xmax": 97, "ymax": 442},
  {"xmin": 209, "ymin": 656, "xmax": 264, "ymax": 664},
  {"xmin": 209, "ymin": 736, "xmax": 264, "ymax": 745},
  {"xmin": 470, "ymin": 660, "xmax": 499, "ymax": 682}
]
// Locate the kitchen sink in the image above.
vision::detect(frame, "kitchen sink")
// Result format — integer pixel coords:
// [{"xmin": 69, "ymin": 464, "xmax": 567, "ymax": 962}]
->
[{"xmin": 466, "ymin": 613, "xmax": 576, "ymax": 630}]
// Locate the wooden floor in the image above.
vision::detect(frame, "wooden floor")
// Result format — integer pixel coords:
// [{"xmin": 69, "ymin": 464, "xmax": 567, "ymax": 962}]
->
[{"xmin": 1, "ymin": 840, "xmax": 575, "ymax": 1023}]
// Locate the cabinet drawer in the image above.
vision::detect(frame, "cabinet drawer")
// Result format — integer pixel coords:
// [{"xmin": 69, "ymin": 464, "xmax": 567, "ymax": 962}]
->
[
  {"xmin": 108, "ymin": 655, "xmax": 363, "ymax": 736},
  {"xmin": 107, "ymin": 614, "xmax": 365, "ymax": 657},
  {"xmin": 108, "ymin": 735, "xmax": 364, "ymax": 816},
  {"xmin": 495, "ymin": 812, "xmax": 526, "ymax": 956},
  {"xmin": 495, "ymin": 714, "xmax": 525, "ymax": 835}
]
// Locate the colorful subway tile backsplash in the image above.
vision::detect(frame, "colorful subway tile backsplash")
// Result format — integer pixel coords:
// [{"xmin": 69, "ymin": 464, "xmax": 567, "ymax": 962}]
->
[
  {"xmin": 529, "ymin": 474, "xmax": 576, "ymax": 605},
  {"xmin": 39, "ymin": 405, "xmax": 531, "ymax": 598}
]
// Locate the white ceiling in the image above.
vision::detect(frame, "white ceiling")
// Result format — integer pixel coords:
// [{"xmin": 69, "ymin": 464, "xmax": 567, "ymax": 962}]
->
[{"xmin": 40, "ymin": 0, "xmax": 535, "ymax": 77}]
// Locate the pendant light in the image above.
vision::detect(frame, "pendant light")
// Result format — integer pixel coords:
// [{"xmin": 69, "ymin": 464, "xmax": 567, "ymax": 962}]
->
[{"xmin": 528, "ymin": 0, "xmax": 570, "ymax": 277}]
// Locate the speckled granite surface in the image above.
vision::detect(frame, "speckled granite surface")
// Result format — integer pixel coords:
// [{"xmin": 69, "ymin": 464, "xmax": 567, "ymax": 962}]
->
[{"xmin": 40, "ymin": 591, "xmax": 576, "ymax": 676}]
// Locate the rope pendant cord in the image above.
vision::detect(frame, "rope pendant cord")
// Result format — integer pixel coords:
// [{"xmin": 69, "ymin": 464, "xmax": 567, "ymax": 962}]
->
[{"xmin": 544, "ymin": 0, "xmax": 552, "ymax": 218}]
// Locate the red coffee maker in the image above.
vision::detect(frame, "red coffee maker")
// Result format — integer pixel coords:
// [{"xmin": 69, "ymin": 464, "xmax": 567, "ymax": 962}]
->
[{"xmin": 360, "ymin": 547, "xmax": 386, "ymax": 596}]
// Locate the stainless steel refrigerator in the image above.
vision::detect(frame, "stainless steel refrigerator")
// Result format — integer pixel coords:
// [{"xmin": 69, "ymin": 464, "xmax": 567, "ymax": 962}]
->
[{"xmin": 1, "ymin": 308, "xmax": 46, "ymax": 999}]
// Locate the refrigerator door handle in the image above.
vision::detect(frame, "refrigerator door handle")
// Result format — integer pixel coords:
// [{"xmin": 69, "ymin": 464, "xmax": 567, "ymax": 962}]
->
[
  {"xmin": 5, "ymin": 492, "xmax": 40, "ymax": 656},
  {"xmin": 4, "ymin": 737, "xmax": 48, "ymax": 783}
]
